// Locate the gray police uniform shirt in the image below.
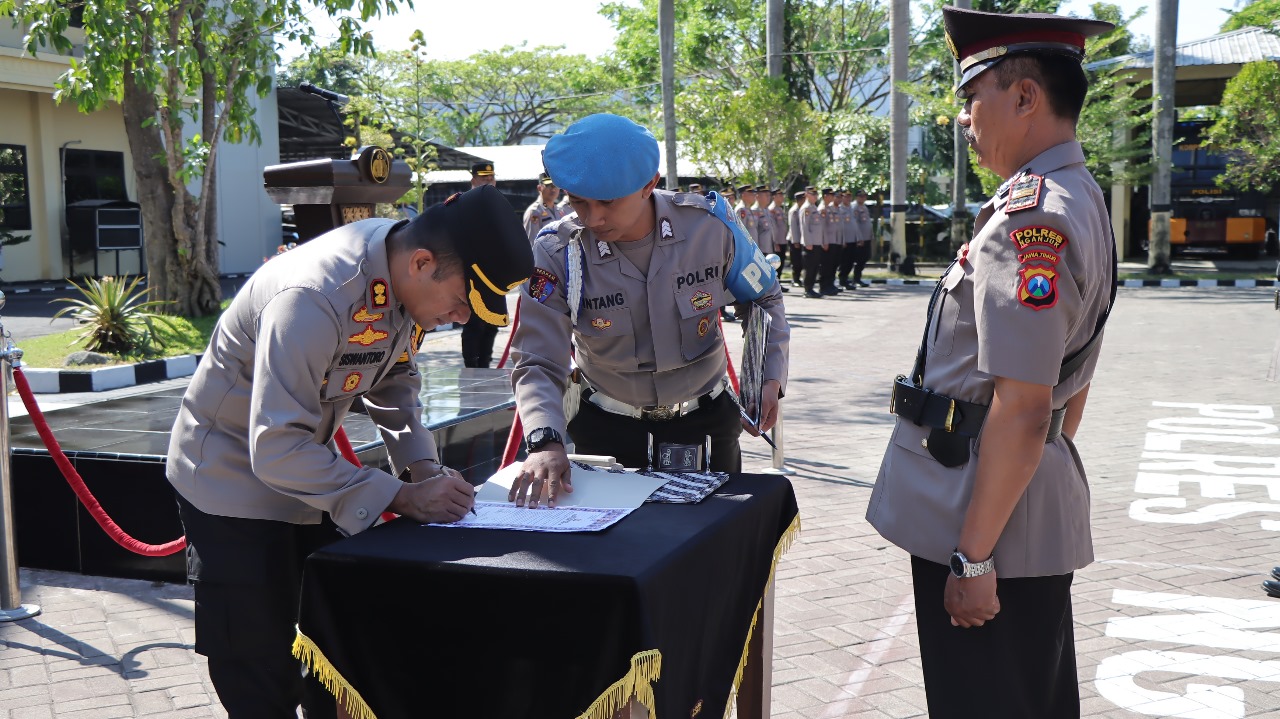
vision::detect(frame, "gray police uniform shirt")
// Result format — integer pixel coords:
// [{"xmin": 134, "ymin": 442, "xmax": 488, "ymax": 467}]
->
[
  {"xmin": 523, "ymin": 199, "xmax": 564, "ymax": 243},
  {"xmin": 851, "ymin": 202, "xmax": 873, "ymax": 243},
  {"xmin": 787, "ymin": 203, "xmax": 802, "ymax": 245},
  {"xmin": 866, "ymin": 141, "xmax": 1112, "ymax": 578},
  {"xmin": 800, "ymin": 201, "xmax": 824, "ymax": 248},
  {"xmin": 821, "ymin": 201, "xmax": 843, "ymax": 246},
  {"xmin": 769, "ymin": 202, "xmax": 787, "ymax": 248},
  {"xmin": 511, "ymin": 189, "xmax": 791, "ymax": 439},
  {"xmin": 167, "ymin": 219, "xmax": 437, "ymax": 536},
  {"xmin": 735, "ymin": 201, "xmax": 759, "ymax": 246},
  {"xmin": 753, "ymin": 203, "xmax": 775, "ymax": 254}
]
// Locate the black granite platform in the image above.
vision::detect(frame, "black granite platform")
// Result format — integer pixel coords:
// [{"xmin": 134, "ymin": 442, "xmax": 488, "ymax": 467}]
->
[{"xmin": 10, "ymin": 366, "xmax": 516, "ymax": 583}]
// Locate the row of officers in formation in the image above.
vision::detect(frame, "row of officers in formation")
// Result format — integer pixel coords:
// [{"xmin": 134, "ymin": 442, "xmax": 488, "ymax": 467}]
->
[{"xmin": 526, "ymin": 179, "xmax": 878, "ymax": 299}]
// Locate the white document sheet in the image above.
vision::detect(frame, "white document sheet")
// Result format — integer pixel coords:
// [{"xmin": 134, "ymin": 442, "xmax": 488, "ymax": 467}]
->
[
  {"xmin": 474, "ymin": 461, "xmax": 667, "ymax": 510},
  {"xmin": 428, "ymin": 502, "xmax": 633, "ymax": 533}
]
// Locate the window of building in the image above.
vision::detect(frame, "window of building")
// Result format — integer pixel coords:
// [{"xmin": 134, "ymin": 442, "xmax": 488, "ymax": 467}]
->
[
  {"xmin": 63, "ymin": 148, "xmax": 127, "ymax": 206},
  {"xmin": 0, "ymin": 145, "xmax": 32, "ymax": 231}
]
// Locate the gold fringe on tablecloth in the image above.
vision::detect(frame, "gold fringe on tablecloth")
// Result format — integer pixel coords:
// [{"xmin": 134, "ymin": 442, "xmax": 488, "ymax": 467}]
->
[
  {"xmin": 293, "ymin": 629, "xmax": 378, "ymax": 719},
  {"xmin": 576, "ymin": 648, "xmax": 664, "ymax": 719},
  {"xmin": 722, "ymin": 513, "xmax": 802, "ymax": 719}
]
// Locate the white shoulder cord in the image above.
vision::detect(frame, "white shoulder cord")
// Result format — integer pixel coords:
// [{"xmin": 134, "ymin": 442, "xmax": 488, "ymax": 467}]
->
[{"xmin": 567, "ymin": 234, "xmax": 584, "ymax": 327}]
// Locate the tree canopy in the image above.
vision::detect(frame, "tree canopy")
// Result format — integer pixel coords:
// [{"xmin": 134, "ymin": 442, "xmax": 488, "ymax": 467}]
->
[
  {"xmin": 3, "ymin": 0, "xmax": 405, "ymax": 315},
  {"xmin": 1205, "ymin": 60, "xmax": 1280, "ymax": 193}
]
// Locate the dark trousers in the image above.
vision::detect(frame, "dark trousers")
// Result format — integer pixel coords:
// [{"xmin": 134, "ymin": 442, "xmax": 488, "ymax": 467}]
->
[
  {"xmin": 788, "ymin": 243, "xmax": 804, "ymax": 283},
  {"xmin": 911, "ymin": 556, "xmax": 1080, "ymax": 719},
  {"xmin": 840, "ymin": 242, "xmax": 871, "ymax": 283},
  {"xmin": 568, "ymin": 389, "xmax": 743, "ymax": 472},
  {"xmin": 177, "ymin": 495, "xmax": 340, "ymax": 719},
  {"xmin": 850, "ymin": 242, "xmax": 871, "ymax": 283},
  {"xmin": 802, "ymin": 247, "xmax": 823, "ymax": 292},
  {"xmin": 819, "ymin": 245, "xmax": 839, "ymax": 290},
  {"xmin": 461, "ymin": 314, "xmax": 499, "ymax": 368}
]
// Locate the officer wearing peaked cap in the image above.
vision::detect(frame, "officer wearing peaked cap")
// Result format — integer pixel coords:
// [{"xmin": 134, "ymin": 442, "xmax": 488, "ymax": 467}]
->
[
  {"xmin": 509, "ymin": 113, "xmax": 791, "ymax": 508},
  {"xmin": 462, "ymin": 160, "xmax": 502, "ymax": 366},
  {"xmin": 168, "ymin": 185, "xmax": 532, "ymax": 716},
  {"xmin": 866, "ymin": 8, "xmax": 1115, "ymax": 718},
  {"xmin": 523, "ymin": 172, "xmax": 564, "ymax": 243}
]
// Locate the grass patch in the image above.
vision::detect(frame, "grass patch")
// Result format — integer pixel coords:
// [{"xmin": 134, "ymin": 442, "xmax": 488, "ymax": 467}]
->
[{"xmin": 19, "ymin": 309, "xmax": 223, "ymax": 369}]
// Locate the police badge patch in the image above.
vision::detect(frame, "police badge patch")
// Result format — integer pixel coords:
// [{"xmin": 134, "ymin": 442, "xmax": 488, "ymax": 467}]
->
[
  {"xmin": 590, "ymin": 316, "xmax": 612, "ymax": 331},
  {"xmin": 691, "ymin": 290, "xmax": 713, "ymax": 311},
  {"xmin": 697, "ymin": 316, "xmax": 711, "ymax": 337},
  {"xmin": 1017, "ymin": 265, "xmax": 1058, "ymax": 310},
  {"xmin": 352, "ymin": 306, "xmax": 384, "ymax": 323},
  {"xmin": 342, "ymin": 371, "xmax": 363, "ymax": 392},
  {"xmin": 370, "ymin": 279, "xmax": 390, "ymax": 308},
  {"xmin": 1005, "ymin": 173, "xmax": 1043, "ymax": 213},
  {"xmin": 529, "ymin": 267, "xmax": 558, "ymax": 304}
]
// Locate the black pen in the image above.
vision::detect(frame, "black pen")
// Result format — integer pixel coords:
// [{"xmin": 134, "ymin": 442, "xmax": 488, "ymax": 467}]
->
[{"xmin": 736, "ymin": 406, "xmax": 778, "ymax": 450}]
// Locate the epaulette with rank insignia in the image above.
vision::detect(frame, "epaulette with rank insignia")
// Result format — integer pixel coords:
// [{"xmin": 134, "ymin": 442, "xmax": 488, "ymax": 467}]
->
[
  {"xmin": 669, "ymin": 191, "xmax": 714, "ymax": 212},
  {"xmin": 1005, "ymin": 172, "xmax": 1044, "ymax": 214}
]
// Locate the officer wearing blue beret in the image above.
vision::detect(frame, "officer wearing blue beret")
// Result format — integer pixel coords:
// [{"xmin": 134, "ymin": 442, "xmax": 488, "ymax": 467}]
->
[
  {"xmin": 866, "ymin": 7, "xmax": 1116, "ymax": 718},
  {"xmin": 508, "ymin": 113, "xmax": 791, "ymax": 507}
]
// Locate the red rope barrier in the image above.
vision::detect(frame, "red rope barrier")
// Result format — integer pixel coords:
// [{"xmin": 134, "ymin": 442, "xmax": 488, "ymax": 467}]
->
[
  {"xmin": 11, "ymin": 366, "xmax": 186, "ymax": 557},
  {"xmin": 495, "ymin": 298, "xmax": 521, "ymax": 371}
]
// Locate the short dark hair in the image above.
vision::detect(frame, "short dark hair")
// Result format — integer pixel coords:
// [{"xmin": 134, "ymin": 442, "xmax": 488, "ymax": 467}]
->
[
  {"xmin": 391, "ymin": 218, "xmax": 464, "ymax": 281},
  {"xmin": 991, "ymin": 54, "xmax": 1088, "ymax": 123}
]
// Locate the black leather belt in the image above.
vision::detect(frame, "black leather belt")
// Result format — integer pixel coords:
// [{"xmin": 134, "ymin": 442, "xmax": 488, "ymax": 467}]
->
[{"xmin": 891, "ymin": 375, "xmax": 1067, "ymax": 444}]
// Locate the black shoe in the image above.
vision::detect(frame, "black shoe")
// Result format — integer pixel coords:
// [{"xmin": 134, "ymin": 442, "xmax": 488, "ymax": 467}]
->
[
  {"xmin": 1270, "ymin": 567, "xmax": 1280, "ymax": 581},
  {"xmin": 841, "ymin": 280, "xmax": 858, "ymax": 290},
  {"xmin": 821, "ymin": 286, "xmax": 840, "ymax": 296},
  {"xmin": 858, "ymin": 280, "xmax": 871, "ymax": 288},
  {"xmin": 804, "ymin": 290, "xmax": 824, "ymax": 299},
  {"xmin": 778, "ymin": 284, "xmax": 790, "ymax": 292},
  {"xmin": 1264, "ymin": 579, "xmax": 1280, "ymax": 598}
]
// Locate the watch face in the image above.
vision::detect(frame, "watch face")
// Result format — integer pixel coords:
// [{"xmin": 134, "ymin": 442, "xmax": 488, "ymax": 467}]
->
[
  {"xmin": 949, "ymin": 553, "xmax": 965, "ymax": 577},
  {"xmin": 529, "ymin": 429, "xmax": 547, "ymax": 446}
]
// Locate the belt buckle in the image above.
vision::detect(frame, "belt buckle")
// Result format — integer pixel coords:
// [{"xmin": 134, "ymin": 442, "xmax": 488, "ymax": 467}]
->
[
  {"xmin": 944, "ymin": 398, "xmax": 956, "ymax": 433},
  {"xmin": 648, "ymin": 405, "xmax": 676, "ymax": 421},
  {"xmin": 890, "ymin": 374, "xmax": 904, "ymax": 414}
]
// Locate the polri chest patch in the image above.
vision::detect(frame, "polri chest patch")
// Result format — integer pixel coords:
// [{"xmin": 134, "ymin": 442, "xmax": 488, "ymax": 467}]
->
[{"xmin": 1005, "ymin": 174, "xmax": 1043, "ymax": 214}]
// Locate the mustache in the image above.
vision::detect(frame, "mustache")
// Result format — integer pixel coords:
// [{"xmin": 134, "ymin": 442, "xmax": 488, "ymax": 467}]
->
[{"xmin": 961, "ymin": 128, "xmax": 976, "ymax": 146}]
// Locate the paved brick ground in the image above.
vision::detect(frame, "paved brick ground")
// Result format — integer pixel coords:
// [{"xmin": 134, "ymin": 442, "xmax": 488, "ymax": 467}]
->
[{"xmin": 3, "ymin": 282, "xmax": 1280, "ymax": 718}]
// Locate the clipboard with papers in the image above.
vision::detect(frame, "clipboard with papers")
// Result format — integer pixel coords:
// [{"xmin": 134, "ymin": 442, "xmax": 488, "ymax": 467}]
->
[{"xmin": 737, "ymin": 302, "xmax": 772, "ymax": 431}]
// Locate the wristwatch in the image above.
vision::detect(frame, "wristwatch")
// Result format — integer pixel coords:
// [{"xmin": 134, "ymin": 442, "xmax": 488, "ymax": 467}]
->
[
  {"xmin": 525, "ymin": 427, "xmax": 563, "ymax": 453},
  {"xmin": 949, "ymin": 550, "xmax": 995, "ymax": 579}
]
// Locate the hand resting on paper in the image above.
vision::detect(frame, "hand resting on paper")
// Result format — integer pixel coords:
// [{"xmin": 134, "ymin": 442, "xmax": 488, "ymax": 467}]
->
[
  {"xmin": 508, "ymin": 443, "xmax": 573, "ymax": 508},
  {"xmin": 742, "ymin": 380, "xmax": 782, "ymax": 436}
]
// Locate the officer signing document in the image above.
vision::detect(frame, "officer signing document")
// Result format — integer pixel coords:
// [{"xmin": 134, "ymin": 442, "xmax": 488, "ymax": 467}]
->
[
  {"xmin": 508, "ymin": 113, "xmax": 790, "ymax": 508},
  {"xmin": 866, "ymin": 8, "xmax": 1117, "ymax": 719},
  {"xmin": 167, "ymin": 186, "xmax": 533, "ymax": 717}
]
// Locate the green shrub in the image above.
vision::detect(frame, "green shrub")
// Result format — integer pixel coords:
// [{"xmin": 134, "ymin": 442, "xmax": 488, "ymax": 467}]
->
[{"xmin": 51, "ymin": 276, "xmax": 180, "ymax": 355}]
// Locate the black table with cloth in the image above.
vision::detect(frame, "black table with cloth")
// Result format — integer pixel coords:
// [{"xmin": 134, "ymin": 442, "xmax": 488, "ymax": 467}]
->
[{"xmin": 293, "ymin": 473, "xmax": 798, "ymax": 719}]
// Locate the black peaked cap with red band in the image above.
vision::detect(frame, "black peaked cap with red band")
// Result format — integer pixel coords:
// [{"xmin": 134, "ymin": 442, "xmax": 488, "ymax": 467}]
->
[{"xmin": 943, "ymin": 7, "xmax": 1114, "ymax": 97}]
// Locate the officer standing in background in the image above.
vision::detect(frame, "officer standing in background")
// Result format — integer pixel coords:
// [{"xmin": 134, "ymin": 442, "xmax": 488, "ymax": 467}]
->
[
  {"xmin": 818, "ymin": 188, "xmax": 842, "ymax": 295},
  {"xmin": 508, "ymin": 113, "xmax": 791, "ymax": 507},
  {"xmin": 168, "ymin": 186, "xmax": 533, "ymax": 718},
  {"xmin": 788, "ymin": 190, "xmax": 806, "ymax": 288},
  {"xmin": 844, "ymin": 190, "xmax": 874, "ymax": 289},
  {"xmin": 752, "ymin": 184, "xmax": 775, "ymax": 258},
  {"xmin": 865, "ymin": 8, "xmax": 1116, "ymax": 717},
  {"xmin": 461, "ymin": 161, "xmax": 503, "ymax": 367},
  {"xmin": 688, "ymin": 182, "xmax": 703, "ymax": 194},
  {"xmin": 734, "ymin": 185, "xmax": 758, "ymax": 245},
  {"xmin": 523, "ymin": 172, "xmax": 564, "ymax": 242},
  {"xmin": 800, "ymin": 186, "xmax": 825, "ymax": 298},
  {"xmin": 768, "ymin": 188, "xmax": 789, "ymax": 284},
  {"xmin": 722, "ymin": 185, "xmax": 737, "ymax": 208}
]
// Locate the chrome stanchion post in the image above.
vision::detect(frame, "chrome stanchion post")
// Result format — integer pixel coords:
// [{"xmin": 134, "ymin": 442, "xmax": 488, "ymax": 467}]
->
[
  {"xmin": 761, "ymin": 405, "xmax": 795, "ymax": 476},
  {"xmin": 0, "ymin": 290, "xmax": 40, "ymax": 621}
]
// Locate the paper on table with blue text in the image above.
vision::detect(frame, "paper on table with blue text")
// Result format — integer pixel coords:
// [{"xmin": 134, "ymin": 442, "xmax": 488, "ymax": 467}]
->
[
  {"xmin": 474, "ymin": 460, "xmax": 667, "ymax": 510},
  {"xmin": 428, "ymin": 502, "xmax": 634, "ymax": 533}
]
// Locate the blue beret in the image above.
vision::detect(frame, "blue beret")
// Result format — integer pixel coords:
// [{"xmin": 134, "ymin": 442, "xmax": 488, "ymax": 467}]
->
[{"xmin": 543, "ymin": 114, "xmax": 659, "ymax": 200}]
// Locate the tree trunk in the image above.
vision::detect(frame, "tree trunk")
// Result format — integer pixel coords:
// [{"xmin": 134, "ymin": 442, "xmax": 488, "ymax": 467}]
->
[{"xmin": 121, "ymin": 70, "xmax": 222, "ymax": 316}]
